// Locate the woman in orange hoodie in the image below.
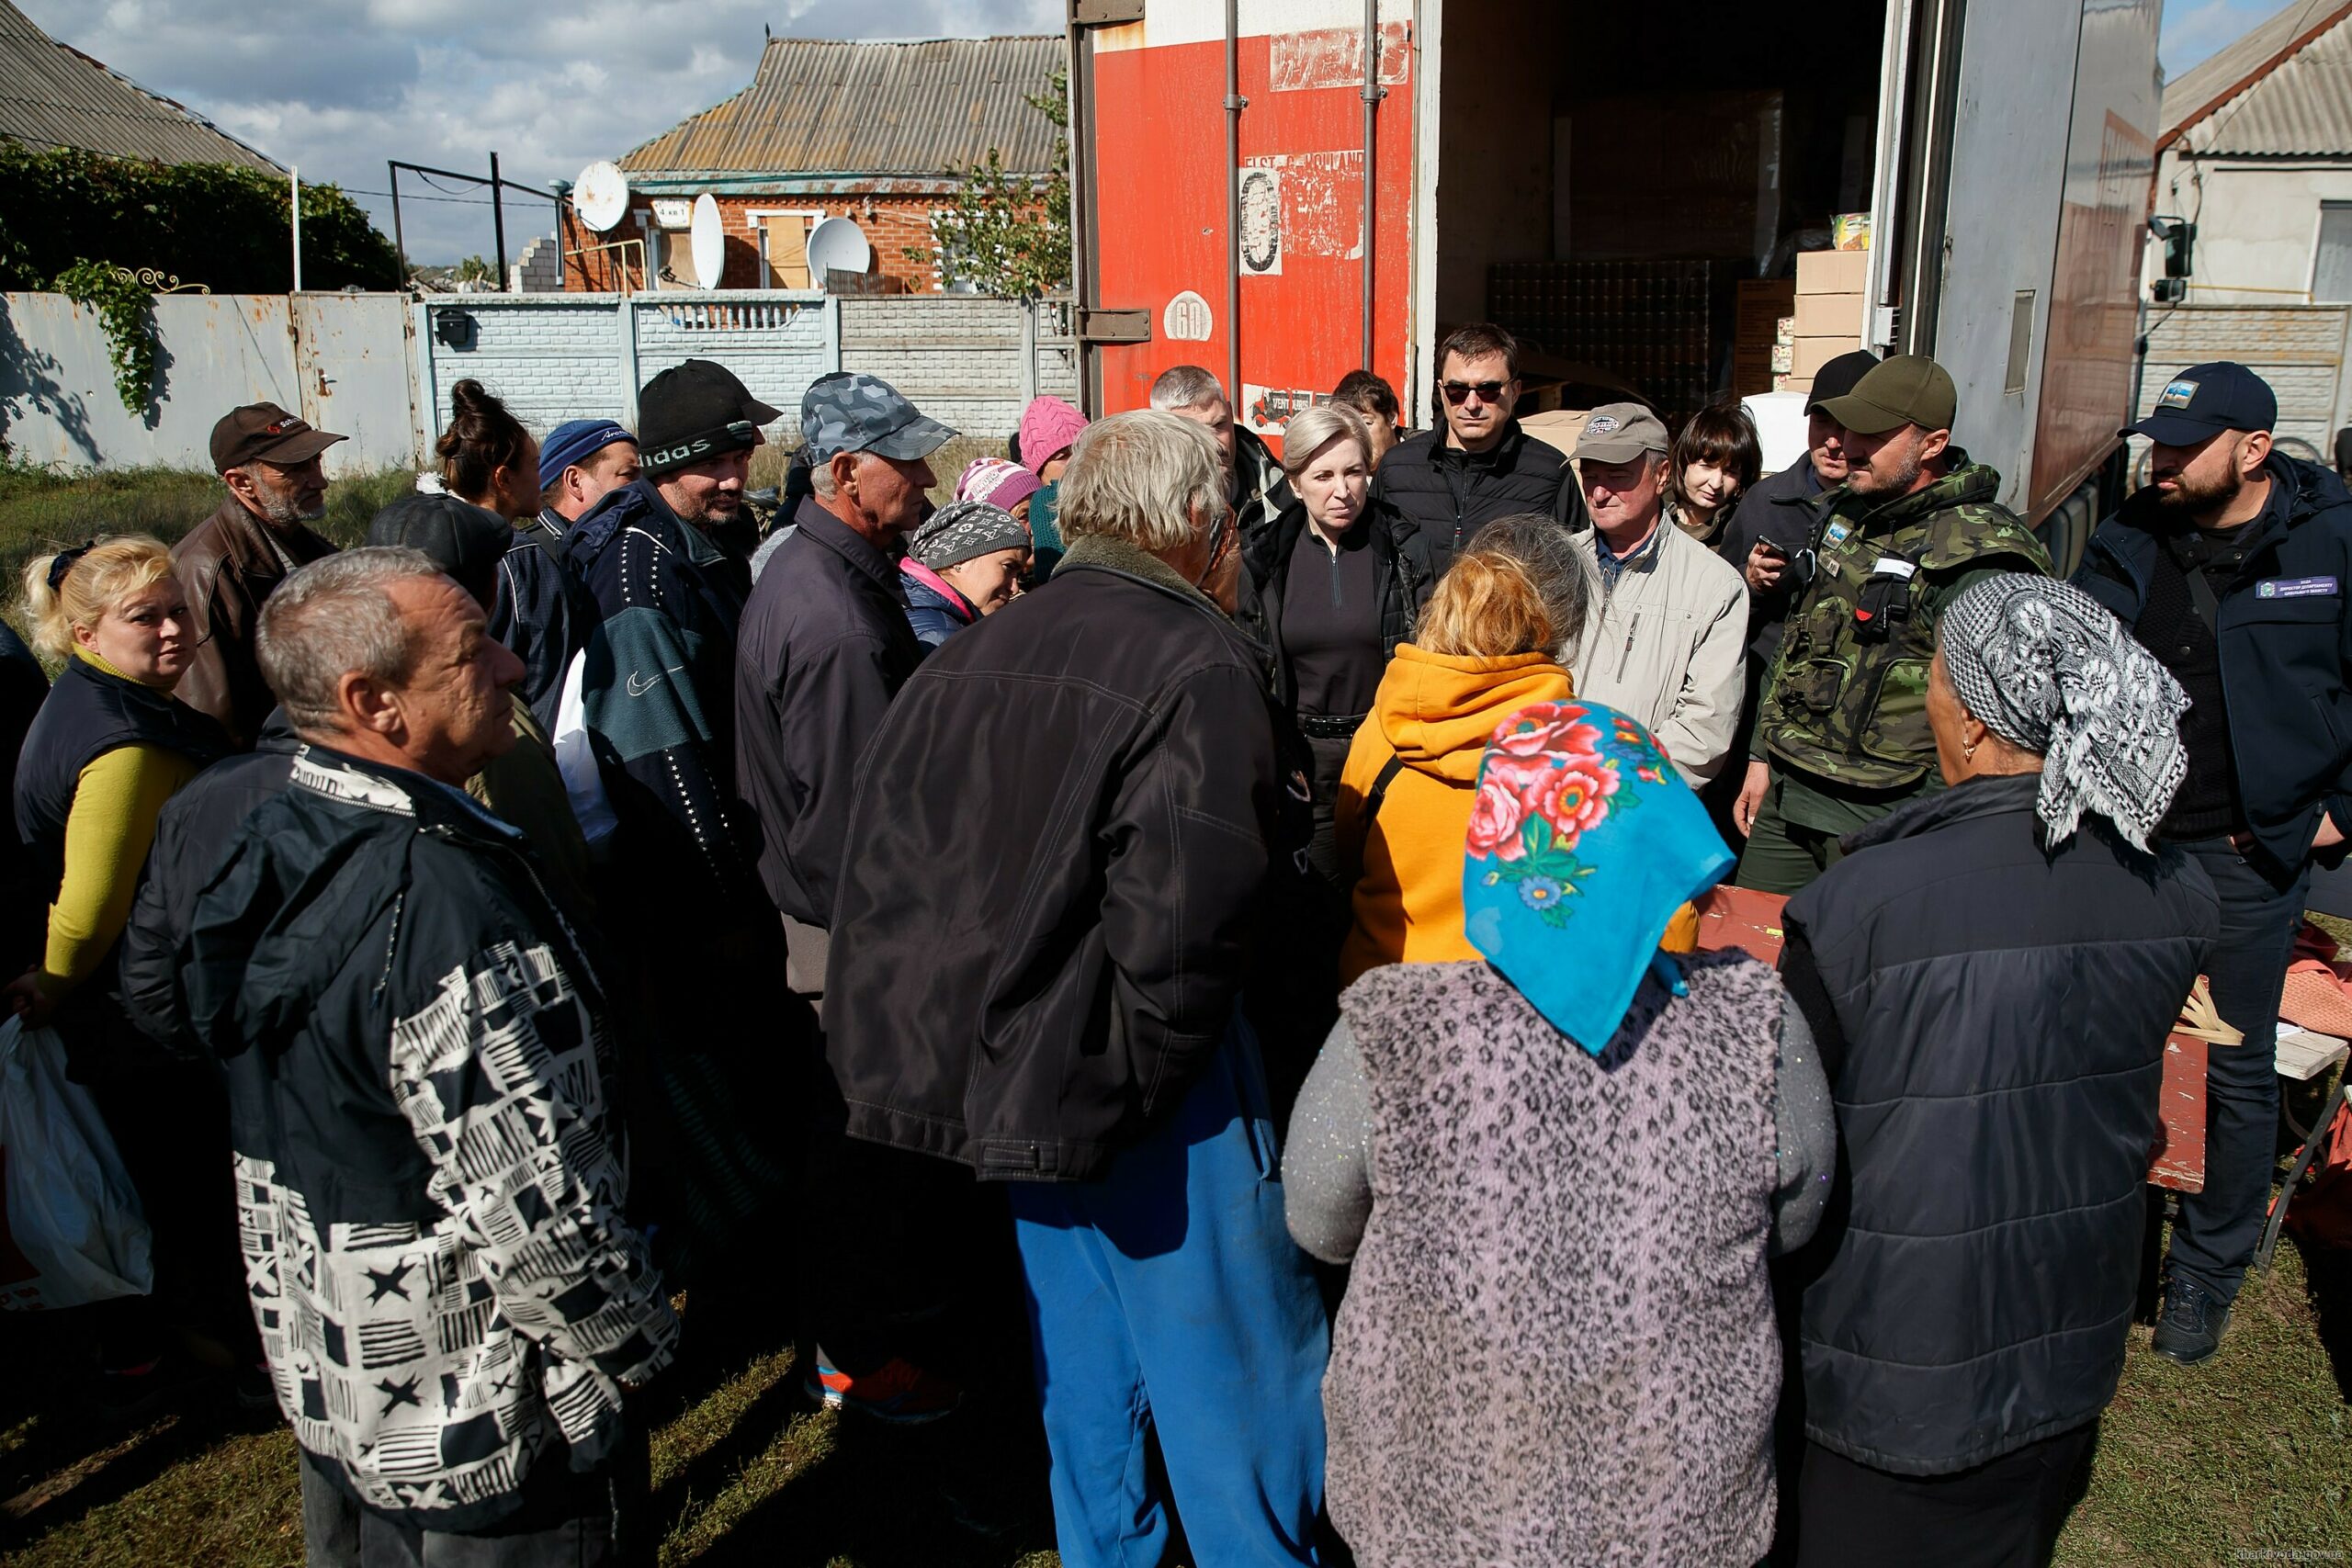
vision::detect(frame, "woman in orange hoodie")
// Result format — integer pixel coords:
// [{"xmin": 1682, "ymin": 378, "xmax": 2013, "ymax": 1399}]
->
[{"xmin": 1336, "ymin": 514, "xmax": 1592, "ymax": 983}]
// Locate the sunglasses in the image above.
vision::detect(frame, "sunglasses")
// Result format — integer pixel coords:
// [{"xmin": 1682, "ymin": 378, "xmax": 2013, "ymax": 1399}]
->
[{"xmin": 1441, "ymin": 379, "xmax": 1511, "ymax": 405}]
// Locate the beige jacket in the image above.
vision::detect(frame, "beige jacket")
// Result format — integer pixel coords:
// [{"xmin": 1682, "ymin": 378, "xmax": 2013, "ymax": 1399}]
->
[{"xmin": 1566, "ymin": 519, "xmax": 1748, "ymax": 785}]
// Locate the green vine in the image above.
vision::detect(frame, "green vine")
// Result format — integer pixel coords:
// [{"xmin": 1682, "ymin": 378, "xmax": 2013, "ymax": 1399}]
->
[{"xmin": 51, "ymin": 259, "xmax": 157, "ymax": 415}]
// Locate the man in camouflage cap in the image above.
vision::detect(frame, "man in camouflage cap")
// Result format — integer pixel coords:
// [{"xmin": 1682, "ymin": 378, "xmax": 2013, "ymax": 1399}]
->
[{"xmin": 1732, "ymin": 355, "xmax": 2051, "ymax": 893}]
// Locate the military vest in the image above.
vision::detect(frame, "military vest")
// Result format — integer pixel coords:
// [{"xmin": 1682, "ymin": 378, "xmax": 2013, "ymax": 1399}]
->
[{"xmin": 1763, "ymin": 458, "xmax": 2050, "ymax": 789}]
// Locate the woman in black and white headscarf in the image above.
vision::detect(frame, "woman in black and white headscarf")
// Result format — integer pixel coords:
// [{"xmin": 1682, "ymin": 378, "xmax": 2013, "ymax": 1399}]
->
[{"xmin": 1774, "ymin": 573, "xmax": 2221, "ymax": 1568}]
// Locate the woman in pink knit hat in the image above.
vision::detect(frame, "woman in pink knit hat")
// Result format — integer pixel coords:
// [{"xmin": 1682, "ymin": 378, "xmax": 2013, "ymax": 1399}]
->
[{"xmin": 1016, "ymin": 396, "xmax": 1089, "ymax": 480}]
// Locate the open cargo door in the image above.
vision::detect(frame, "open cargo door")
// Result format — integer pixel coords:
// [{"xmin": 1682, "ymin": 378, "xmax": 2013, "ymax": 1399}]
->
[{"xmin": 1069, "ymin": 0, "xmax": 1418, "ymax": 445}]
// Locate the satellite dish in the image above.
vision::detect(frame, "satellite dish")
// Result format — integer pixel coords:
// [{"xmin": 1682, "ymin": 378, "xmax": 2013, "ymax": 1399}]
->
[
  {"xmin": 571, "ymin": 162, "xmax": 628, "ymax": 232},
  {"xmin": 806, "ymin": 216, "xmax": 872, "ymax": 281},
  {"xmin": 689, "ymin": 193, "xmax": 726, "ymax": 289}
]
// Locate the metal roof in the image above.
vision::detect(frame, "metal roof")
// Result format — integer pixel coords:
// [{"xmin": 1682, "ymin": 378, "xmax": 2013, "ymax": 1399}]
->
[
  {"xmin": 621, "ymin": 35, "xmax": 1064, "ymax": 178},
  {"xmin": 2160, "ymin": 0, "xmax": 2352, "ymax": 156},
  {"xmin": 0, "ymin": 0, "xmax": 281, "ymax": 172}
]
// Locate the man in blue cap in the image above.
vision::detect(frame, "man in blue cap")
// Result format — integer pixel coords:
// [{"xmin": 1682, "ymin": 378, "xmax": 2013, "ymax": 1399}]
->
[
  {"xmin": 2077, "ymin": 361, "xmax": 2352, "ymax": 1364},
  {"xmin": 487, "ymin": 418, "xmax": 636, "ymax": 728}
]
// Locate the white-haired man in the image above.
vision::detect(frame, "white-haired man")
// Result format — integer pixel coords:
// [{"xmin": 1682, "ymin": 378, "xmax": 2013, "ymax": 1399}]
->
[{"xmin": 825, "ymin": 411, "xmax": 1328, "ymax": 1568}]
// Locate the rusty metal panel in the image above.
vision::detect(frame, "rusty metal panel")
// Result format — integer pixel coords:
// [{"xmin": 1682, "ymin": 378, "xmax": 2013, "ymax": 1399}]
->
[
  {"xmin": 293, "ymin": 293, "xmax": 421, "ymax": 473},
  {"xmin": 0, "ymin": 2, "xmax": 282, "ymax": 172},
  {"xmin": 622, "ymin": 37, "xmax": 1066, "ymax": 178}
]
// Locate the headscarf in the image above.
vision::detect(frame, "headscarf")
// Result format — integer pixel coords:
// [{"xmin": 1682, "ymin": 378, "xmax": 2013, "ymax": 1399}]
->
[
  {"xmin": 1462, "ymin": 700, "xmax": 1734, "ymax": 1055},
  {"xmin": 1937, "ymin": 572, "xmax": 2188, "ymax": 852},
  {"xmin": 910, "ymin": 501, "xmax": 1029, "ymax": 571}
]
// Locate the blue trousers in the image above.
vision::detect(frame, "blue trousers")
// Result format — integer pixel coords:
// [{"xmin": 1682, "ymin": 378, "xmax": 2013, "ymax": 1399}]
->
[
  {"xmin": 1006, "ymin": 1020, "xmax": 1328, "ymax": 1568},
  {"xmin": 2170, "ymin": 839, "xmax": 2310, "ymax": 1304}
]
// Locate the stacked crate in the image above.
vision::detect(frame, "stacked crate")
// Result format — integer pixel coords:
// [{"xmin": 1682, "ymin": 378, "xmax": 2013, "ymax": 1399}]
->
[
  {"xmin": 1786, "ymin": 248, "xmax": 1869, "ymax": 397},
  {"xmin": 1488, "ymin": 260, "xmax": 1724, "ymax": 422},
  {"xmin": 1732, "ymin": 279, "xmax": 1795, "ymax": 396}
]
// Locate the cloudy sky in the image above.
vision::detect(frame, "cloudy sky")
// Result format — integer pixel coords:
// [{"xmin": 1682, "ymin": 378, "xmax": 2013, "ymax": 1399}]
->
[
  {"xmin": 18, "ymin": 0, "xmax": 1059, "ymax": 265},
  {"xmin": 16, "ymin": 0, "xmax": 2288, "ymax": 265}
]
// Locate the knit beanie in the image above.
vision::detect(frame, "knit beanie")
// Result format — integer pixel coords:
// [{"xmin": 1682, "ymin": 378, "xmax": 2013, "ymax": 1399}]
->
[
  {"xmin": 1016, "ymin": 396, "xmax": 1089, "ymax": 476},
  {"xmin": 910, "ymin": 501, "xmax": 1031, "ymax": 571},
  {"xmin": 957, "ymin": 456, "xmax": 1043, "ymax": 513}
]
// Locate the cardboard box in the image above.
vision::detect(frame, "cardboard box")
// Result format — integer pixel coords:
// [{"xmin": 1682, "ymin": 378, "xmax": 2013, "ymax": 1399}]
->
[
  {"xmin": 1792, "ymin": 335, "xmax": 1862, "ymax": 378},
  {"xmin": 1770, "ymin": 342, "xmax": 1794, "ymax": 373},
  {"xmin": 1793, "ymin": 292, "xmax": 1864, "ymax": 338},
  {"xmin": 1781, "ymin": 374, "xmax": 1812, "ymax": 395},
  {"xmin": 1796, "ymin": 248, "xmax": 1869, "ymax": 294},
  {"xmin": 1736, "ymin": 279, "xmax": 1796, "ymax": 342},
  {"xmin": 1776, "ymin": 315, "xmax": 1795, "ymax": 344}
]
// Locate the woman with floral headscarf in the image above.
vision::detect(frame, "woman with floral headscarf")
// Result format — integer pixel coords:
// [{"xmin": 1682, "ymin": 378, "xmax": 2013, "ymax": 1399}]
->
[
  {"xmin": 1778, "ymin": 574, "xmax": 2219, "ymax": 1568},
  {"xmin": 1284, "ymin": 699, "xmax": 1836, "ymax": 1566}
]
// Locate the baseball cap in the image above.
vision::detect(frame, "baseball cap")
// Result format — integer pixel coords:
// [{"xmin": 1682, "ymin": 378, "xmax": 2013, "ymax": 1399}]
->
[
  {"xmin": 1816, "ymin": 354, "xmax": 1957, "ymax": 436},
  {"xmin": 801, "ymin": 372, "xmax": 956, "ymax": 466},
  {"xmin": 638, "ymin": 359, "xmax": 782, "ymax": 478},
  {"xmin": 1805, "ymin": 350, "xmax": 1881, "ymax": 414},
  {"xmin": 210, "ymin": 402, "xmax": 345, "ymax": 472},
  {"xmin": 2124, "ymin": 361, "xmax": 2278, "ymax": 446},
  {"xmin": 1577, "ymin": 402, "xmax": 1669, "ymax": 465},
  {"xmin": 365, "ymin": 491, "xmax": 511, "ymax": 611},
  {"xmin": 537, "ymin": 419, "xmax": 635, "ymax": 490}
]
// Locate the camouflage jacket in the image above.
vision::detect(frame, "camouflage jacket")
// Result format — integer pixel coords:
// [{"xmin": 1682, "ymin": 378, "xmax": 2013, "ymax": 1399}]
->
[{"xmin": 1759, "ymin": 456, "xmax": 2051, "ymax": 790}]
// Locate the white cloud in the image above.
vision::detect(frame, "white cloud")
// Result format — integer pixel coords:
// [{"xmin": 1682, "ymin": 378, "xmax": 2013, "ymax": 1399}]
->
[{"xmin": 17, "ymin": 0, "xmax": 1059, "ymax": 264}]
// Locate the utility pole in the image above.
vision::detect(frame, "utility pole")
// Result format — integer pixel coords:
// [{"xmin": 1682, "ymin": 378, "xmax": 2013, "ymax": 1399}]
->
[
  {"xmin": 388, "ymin": 159, "xmax": 408, "ymax": 288},
  {"xmin": 491, "ymin": 151, "xmax": 507, "ymax": 291},
  {"xmin": 291, "ymin": 165, "xmax": 303, "ymax": 292}
]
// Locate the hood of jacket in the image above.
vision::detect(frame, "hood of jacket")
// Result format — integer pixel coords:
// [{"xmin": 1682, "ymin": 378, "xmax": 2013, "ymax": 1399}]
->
[{"xmin": 1373, "ymin": 643, "xmax": 1574, "ymax": 783}]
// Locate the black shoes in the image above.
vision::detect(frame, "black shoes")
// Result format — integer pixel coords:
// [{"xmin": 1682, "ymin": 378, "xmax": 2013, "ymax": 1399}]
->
[{"xmin": 2152, "ymin": 1274, "xmax": 2233, "ymax": 1366}]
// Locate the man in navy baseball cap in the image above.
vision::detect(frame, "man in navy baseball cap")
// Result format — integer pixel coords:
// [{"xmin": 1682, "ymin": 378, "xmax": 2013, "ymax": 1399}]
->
[{"xmin": 2078, "ymin": 356, "xmax": 2352, "ymax": 1369}]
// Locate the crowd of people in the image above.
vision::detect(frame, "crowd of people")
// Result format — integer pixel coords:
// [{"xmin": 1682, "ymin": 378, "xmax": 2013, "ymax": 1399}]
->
[{"xmin": 4, "ymin": 315, "xmax": 2349, "ymax": 1568}]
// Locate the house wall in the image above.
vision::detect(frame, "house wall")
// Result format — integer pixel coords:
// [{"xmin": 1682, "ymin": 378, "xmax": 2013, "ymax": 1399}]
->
[
  {"xmin": 563, "ymin": 193, "xmax": 963, "ymax": 295},
  {"xmin": 2146, "ymin": 152, "xmax": 2352, "ymax": 301}
]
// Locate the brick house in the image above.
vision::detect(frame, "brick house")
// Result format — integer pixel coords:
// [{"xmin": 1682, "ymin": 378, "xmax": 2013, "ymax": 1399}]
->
[{"xmin": 564, "ymin": 34, "xmax": 1061, "ymax": 295}]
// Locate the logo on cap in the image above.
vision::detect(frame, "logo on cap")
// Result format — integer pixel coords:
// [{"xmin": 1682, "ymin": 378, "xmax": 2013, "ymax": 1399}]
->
[
  {"xmin": 1585, "ymin": 414, "xmax": 1621, "ymax": 434},
  {"xmin": 2157, "ymin": 379, "xmax": 2199, "ymax": 411}
]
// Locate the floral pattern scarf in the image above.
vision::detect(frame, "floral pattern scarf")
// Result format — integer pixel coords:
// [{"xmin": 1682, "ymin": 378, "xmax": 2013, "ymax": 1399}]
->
[{"xmin": 1462, "ymin": 699, "xmax": 1735, "ymax": 1054}]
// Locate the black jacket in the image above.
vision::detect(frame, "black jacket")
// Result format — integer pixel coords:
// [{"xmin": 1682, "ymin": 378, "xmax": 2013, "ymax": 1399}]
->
[
  {"xmin": 1233, "ymin": 496, "xmax": 1435, "ymax": 714},
  {"xmin": 492, "ymin": 513, "xmax": 603, "ymax": 732},
  {"xmin": 1781, "ymin": 773, "xmax": 2217, "ymax": 1475},
  {"xmin": 1719, "ymin": 456, "xmax": 1827, "ymax": 663},
  {"xmin": 0, "ymin": 622, "xmax": 48, "ymax": 965},
  {"xmin": 117, "ymin": 713, "xmax": 300, "ymax": 1055},
  {"xmin": 1372, "ymin": 420, "xmax": 1592, "ymax": 572},
  {"xmin": 2075, "ymin": 453, "xmax": 2352, "ymax": 884},
  {"xmin": 734, "ymin": 499, "xmax": 925, "ymax": 928},
  {"xmin": 822, "ymin": 536, "xmax": 1285, "ymax": 1180},
  {"xmin": 180, "ymin": 745, "xmax": 675, "ymax": 1526}
]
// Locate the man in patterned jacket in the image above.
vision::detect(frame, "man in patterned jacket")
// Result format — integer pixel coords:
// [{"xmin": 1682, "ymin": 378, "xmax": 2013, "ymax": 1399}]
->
[{"xmin": 182, "ymin": 548, "xmax": 677, "ymax": 1564}]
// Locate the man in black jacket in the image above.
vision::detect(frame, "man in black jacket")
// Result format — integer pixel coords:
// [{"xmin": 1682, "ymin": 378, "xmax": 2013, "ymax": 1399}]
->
[
  {"xmin": 824, "ymin": 411, "xmax": 1329, "ymax": 1567},
  {"xmin": 2075, "ymin": 362, "xmax": 2352, "ymax": 1364},
  {"xmin": 183, "ymin": 549, "xmax": 676, "ymax": 1565},
  {"xmin": 735, "ymin": 371, "xmax": 951, "ymax": 1009},
  {"xmin": 1372, "ymin": 321, "xmax": 1590, "ymax": 571}
]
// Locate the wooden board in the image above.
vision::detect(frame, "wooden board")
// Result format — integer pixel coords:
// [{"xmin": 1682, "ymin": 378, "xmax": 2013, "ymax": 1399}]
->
[{"xmin": 1691, "ymin": 885, "xmax": 1789, "ymax": 966}]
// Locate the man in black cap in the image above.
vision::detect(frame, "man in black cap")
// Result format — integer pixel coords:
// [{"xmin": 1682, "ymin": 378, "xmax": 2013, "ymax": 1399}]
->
[
  {"xmin": 1731, "ymin": 354, "xmax": 2050, "ymax": 892},
  {"xmin": 173, "ymin": 402, "xmax": 346, "ymax": 747},
  {"xmin": 2076, "ymin": 361, "xmax": 2352, "ymax": 1365},
  {"xmin": 736, "ymin": 371, "xmax": 954, "ymax": 1008}
]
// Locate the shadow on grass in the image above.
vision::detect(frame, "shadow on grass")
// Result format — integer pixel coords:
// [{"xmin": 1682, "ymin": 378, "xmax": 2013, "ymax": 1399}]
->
[{"xmin": 2294, "ymin": 1235, "xmax": 2352, "ymax": 1404}]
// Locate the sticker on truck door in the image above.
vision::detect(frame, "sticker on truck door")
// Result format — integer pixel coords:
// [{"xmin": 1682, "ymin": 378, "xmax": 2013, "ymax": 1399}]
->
[
  {"xmin": 1238, "ymin": 168, "xmax": 1283, "ymax": 276},
  {"xmin": 1163, "ymin": 291, "xmax": 1214, "ymax": 342}
]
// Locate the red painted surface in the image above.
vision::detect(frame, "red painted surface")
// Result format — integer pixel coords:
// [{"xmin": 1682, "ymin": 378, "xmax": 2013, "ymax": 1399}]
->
[
  {"xmin": 1694, "ymin": 886, "xmax": 2205, "ymax": 1191},
  {"xmin": 1087, "ymin": 28, "xmax": 1417, "ymax": 443}
]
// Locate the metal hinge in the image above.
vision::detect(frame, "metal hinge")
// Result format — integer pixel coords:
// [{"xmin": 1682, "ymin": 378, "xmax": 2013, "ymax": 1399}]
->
[
  {"xmin": 1070, "ymin": 0, "xmax": 1144, "ymax": 23},
  {"xmin": 1078, "ymin": 308, "xmax": 1151, "ymax": 345}
]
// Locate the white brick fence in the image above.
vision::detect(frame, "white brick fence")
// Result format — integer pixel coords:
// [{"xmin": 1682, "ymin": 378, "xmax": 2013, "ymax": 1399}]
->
[{"xmin": 1, "ymin": 289, "xmax": 1078, "ymax": 474}]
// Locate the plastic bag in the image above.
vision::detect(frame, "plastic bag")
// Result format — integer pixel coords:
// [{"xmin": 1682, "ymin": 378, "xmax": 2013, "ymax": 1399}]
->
[{"xmin": 0, "ymin": 1017, "xmax": 152, "ymax": 1310}]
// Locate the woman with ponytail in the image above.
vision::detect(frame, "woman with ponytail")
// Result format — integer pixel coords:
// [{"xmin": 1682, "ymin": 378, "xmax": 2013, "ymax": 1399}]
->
[
  {"xmin": 435, "ymin": 378, "xmax": 540, "ymax": 520},
  {"xmin": 1331, "ymin": 513, "xmax": 1592, "ymax": 982},
  {"xmin": 6, "ymin": 536, "xmax": 240, "ymax": 1407}
]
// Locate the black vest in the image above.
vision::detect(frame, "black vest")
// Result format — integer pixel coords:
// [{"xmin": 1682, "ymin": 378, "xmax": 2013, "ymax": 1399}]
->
[{"xmin": 15, "ymin": 656, "xmax": 229, "ymax": 904}]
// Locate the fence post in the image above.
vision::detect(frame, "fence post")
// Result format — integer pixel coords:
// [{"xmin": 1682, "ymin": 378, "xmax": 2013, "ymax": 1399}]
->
[
  {"xmin": 1021, "ymin": 299, "xmax": 1039, "ymax": 404},
  {"xmin": 824, "ymin": 296, "xmax": 843, "ymax": 374},
  {"xmin": 618, "ymin": 297, "xmax": 641, "ymax": 428},
  {"xmin": 411, "ymin": 298, "xmax": 435, "ymax": 464}
]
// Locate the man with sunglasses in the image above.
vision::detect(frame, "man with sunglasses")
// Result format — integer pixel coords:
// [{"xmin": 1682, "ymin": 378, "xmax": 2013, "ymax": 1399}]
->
[
  {"xmin": 2075, "ymin": 361, "xmax": 2352, "ymax": 1367},
  {"xmin": 1373, "ymin": 322, "xmax": 1589, "ymax": 573}
]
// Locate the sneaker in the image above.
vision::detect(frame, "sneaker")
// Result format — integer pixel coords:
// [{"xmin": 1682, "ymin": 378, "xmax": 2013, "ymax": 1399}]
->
[
  {"xmin": 803, "ymin": 1356, "xmax": 963, "ymax": 1424},
  {"xmin": 2152, "ymin": 1274, "xmax": 2232, "ymax": 1366}
]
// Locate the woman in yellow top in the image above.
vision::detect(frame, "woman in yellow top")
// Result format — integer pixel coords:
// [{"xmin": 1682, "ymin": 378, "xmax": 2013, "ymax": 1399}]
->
[
  {"xmin": 1334, "ymin": 514, "xmax": 1589, "ymax": 983},
  {"xmin": 5, "ymin": 536, "xmax": 232, "ymax": 1405}
]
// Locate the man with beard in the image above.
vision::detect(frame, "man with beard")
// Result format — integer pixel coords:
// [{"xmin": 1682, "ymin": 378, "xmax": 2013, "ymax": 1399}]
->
[
  {"xmin": 2075, "ymin": 361, "xmax": 2352, "ymax": 1366},
  {"xmin": 1732, "ymin": 355, "xmax": 2050, "ymax": 892},
  {"xmin": 173, "ymin": 402, "xmax": 346, "ymax": 747}
]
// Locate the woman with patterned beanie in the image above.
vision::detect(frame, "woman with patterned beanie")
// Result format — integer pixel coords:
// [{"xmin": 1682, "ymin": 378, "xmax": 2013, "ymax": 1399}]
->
[
  {"xmin": 1779, "ymin": 573, "xmax": 2220, "ymax": 1567},
  {"xmin": 1283, "ymin": 698, "xmax": 1836, "ymax": 1565},
  {"xmin": 901, "ymin": 500, "xmax": 1032, "ymax": 648}
]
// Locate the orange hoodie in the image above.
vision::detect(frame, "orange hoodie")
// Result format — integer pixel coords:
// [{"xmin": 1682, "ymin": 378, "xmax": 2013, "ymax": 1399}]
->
[{"xmin": 1335, "ymin": 644, "xmax": 1572, "ymax": 984}]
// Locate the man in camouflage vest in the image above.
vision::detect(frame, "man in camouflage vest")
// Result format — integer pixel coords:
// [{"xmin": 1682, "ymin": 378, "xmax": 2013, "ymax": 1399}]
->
[{"xmin": 1732, "ymin": 355, "xmax": 2051, "ymax": 893}]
